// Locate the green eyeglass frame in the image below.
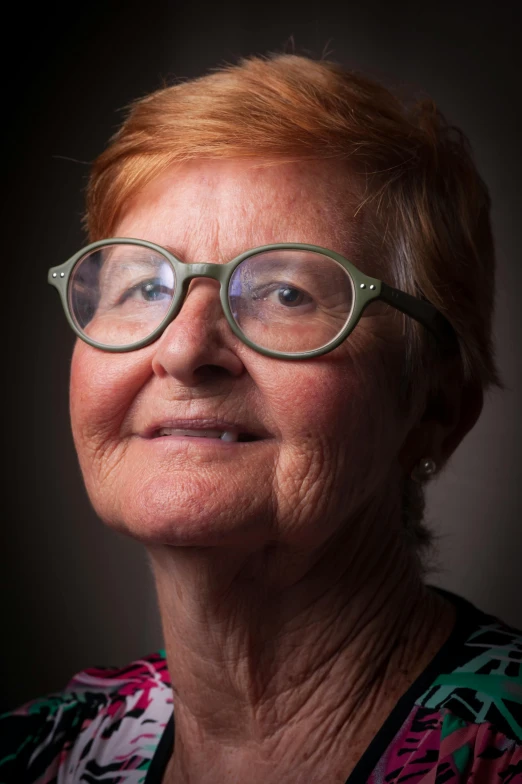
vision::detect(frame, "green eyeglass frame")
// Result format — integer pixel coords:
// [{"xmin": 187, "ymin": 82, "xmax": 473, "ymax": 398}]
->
[{"xmin": 48, "ymin": 238, "xmax": 457, "ymax": 360}]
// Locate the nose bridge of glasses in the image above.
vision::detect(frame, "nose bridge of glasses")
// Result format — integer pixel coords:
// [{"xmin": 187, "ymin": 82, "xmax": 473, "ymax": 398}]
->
[
  {"xmin": 178, "ymin": 262, "xmax": 227, "ymax": 285},
  {"xmin": 175, "ymin": 263, "xmax": 227, "ymax": 328}
]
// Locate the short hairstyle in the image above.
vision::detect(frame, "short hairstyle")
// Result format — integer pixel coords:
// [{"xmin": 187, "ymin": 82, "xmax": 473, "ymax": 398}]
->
[{"xmin": 85, "ymin": 53, "xmax": 502, "ymax": 568}]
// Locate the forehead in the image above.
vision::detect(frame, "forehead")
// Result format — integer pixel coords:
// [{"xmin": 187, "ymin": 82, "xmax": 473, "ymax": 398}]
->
[{"xmin": 115, "ymin": 158, "xmax": 361, "ymax": 261}]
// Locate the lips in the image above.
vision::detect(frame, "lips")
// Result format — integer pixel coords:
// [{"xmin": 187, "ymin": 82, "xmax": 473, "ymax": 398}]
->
[
  {"xmin": 142, "ymin": 420, "xmax": 267, "ymax": 443},
  {"xmin": 154, "ymin": 428, "xmax": 256, "ymax": 442}
]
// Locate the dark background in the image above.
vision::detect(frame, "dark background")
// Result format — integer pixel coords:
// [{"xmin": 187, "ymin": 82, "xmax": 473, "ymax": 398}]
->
[{"xmin": 3, "ymin": 0, "xmax": 521, "ymax": 712}]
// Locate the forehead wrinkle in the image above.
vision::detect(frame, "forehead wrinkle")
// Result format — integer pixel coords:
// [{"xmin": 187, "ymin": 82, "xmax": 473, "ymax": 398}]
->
[
  {"xmin": 175, "ymin": 212, "xmax": 225, "ymax": 263},
  {"xmin": 165, "ymin": 186, "xmax": 294, "ymax": 262},
  {"xmin": 209, "ymin": 181, "xmax": 344, "ymax": 256},
  {"xmin": 116, "ymin": 158, "xmax": 362, "ymax": 265}
]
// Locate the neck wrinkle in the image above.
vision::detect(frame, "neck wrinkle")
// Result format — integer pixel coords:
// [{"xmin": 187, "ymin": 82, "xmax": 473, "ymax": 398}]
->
[
  {"xmin": 145, "ymin": 503, "xmax": 453, "ymax": 784},
  {"xmin": 146, "ymin": 506, "xmax": 430, "ymax": 746}
]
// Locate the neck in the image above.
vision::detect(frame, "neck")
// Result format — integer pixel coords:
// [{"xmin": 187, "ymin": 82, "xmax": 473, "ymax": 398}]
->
[{"xmin": 147, "ymin": 505, "xmax": 455, "ymax": 783}]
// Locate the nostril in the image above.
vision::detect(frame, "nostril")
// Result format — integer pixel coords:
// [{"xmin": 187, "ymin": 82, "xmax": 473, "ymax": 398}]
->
[{"xmin": 194, "ymin": 364, "xmax": 236, "ymax": 380}]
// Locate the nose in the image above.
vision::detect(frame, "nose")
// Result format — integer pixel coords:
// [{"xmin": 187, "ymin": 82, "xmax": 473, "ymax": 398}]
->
[{"xmin": 150, "ymin": 278, "xmax": 245, "ymax": 384}]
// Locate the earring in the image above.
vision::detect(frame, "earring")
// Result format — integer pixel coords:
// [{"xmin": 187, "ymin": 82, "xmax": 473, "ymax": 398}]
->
[{"xmin": 410, "ymin": 457, "xmax": 437, "ymax": 482}]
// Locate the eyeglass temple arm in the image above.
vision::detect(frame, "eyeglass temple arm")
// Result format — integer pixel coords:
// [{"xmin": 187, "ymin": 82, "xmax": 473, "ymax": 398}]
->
[{"xmin": 379, "ymin": 283, "xmax": 458, "ymax": 353}]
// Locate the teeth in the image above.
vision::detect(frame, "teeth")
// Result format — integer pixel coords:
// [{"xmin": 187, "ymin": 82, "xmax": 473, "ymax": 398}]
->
[
  {"xmin": 220, "ymin": 431, "xmax": 238, "ymax": 442},
  {"xmin": 156, "ymin": 428, "xmax": 238, "ymax": 441}
]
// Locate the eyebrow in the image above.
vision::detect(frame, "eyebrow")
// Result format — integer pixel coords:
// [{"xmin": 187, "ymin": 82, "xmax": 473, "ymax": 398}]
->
[
  {"xmin": 161, "ymin": 243, "xmax": 187, "ymax": 260},
  {"xmin": 99, "ymin": 253, "xmax": 167, "ymax": 287}
]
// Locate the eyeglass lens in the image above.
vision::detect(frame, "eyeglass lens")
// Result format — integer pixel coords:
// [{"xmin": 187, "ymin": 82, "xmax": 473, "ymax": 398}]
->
[
  {"xmin": 69, "ymin": 244, "xmax": 355, "ymax": 353},
  {"xmin": 229, "ymin": 250, "xmax": 354, "ymax": 352}
]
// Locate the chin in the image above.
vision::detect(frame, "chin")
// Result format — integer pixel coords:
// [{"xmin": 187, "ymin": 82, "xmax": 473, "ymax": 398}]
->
[{"xmin": 94, "ymin": 477, "xmax": 270, "ymax": 550}]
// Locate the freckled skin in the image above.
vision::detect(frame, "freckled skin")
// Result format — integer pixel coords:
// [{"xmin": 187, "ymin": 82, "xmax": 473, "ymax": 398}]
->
[{"xmin": 69, "ymin": 159, "xmax": 473, "ymax": 784}]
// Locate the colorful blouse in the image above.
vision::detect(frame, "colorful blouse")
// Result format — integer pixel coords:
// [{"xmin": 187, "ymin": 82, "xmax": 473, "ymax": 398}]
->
[{"xmin": 1, "ymin": 587, "xmax": 521, "ymax": 783}]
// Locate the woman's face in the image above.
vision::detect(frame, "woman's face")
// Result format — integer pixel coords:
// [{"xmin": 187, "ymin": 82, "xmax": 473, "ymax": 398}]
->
[{"xmin": 70, "ymin": 159, "xmax": 419, "ymax": 553}]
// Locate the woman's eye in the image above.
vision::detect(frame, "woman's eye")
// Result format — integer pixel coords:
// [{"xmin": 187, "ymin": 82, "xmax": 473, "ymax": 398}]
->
[
  {"xmin": 253, "ymin": 283, "xmax": 314, "ymax": 308},
  {"xmin": 118, "ymin": 278, "xmax": 172, "ymax": 304},
  {"xmin": 277, "ymin": 286, "xmax": 310, "ymax": 307},
  {"xmin": 140, "ymin": 281, "xmax": 169, "ymax": 301}
]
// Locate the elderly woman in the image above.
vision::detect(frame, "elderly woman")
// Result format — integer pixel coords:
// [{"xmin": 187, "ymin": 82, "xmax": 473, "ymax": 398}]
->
[{"xmin": 1, "ymin": 54, "xmax": 521, "ymax": 783}]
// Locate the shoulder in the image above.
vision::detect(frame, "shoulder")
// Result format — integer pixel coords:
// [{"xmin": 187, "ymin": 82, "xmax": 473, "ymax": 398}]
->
[
  {"xmin": 419, "ymin": 610, "xmax": 522, "ymax": 742},
  {"xmin": 407, "ymin": 602, "xmax": 522, "ymax": 781},
  {"xmin": 370, "ymin": 596, "xmax": 522, "ymax": 783},
  {"xmin": 0, "ymin": 651, "xmax": 172, "ymax": 784}
]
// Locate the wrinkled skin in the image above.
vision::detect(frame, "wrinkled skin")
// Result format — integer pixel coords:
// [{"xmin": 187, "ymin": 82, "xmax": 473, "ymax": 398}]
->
[
  {"xmin": 72, "ymin": 159, "xmax": 424, "ymax": 551},
  {"xmin": 70, "ymin": 159, "xmax": 481, "ymax": 783}
]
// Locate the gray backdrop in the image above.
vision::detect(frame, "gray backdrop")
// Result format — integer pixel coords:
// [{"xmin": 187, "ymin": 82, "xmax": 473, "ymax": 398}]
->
[{"xmin": 3, "ymin": 0, "xmax": 521, "ymax": 712}]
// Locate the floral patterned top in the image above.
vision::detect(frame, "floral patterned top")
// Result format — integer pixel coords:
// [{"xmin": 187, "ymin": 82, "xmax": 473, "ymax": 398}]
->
[{"xmin": 1, "ymin": 587, "xmax": 521, "ymax": 783}]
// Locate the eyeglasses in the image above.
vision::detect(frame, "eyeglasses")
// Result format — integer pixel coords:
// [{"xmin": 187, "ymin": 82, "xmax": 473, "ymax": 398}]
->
[{"xmin": 48, "ymin": 238, "xmax": 457, "ymax": 359}]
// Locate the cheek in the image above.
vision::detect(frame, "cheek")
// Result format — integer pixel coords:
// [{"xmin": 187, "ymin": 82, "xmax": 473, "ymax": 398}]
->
[
  {"xmin": 250, "ymin": 349, "xmax": 403, "ymax": 526},
  {"xmin": 255, "ymin": 350, "xmax": 399, "ymax": 446},
  {"xmin": 69, "ymin": 342, "xmax": 152, "ymax": 457}
]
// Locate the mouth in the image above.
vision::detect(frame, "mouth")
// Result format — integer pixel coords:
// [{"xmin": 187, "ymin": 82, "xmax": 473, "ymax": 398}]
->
[{"xmin": 151, "ymin": 427, "xmax": 260, "ymax": 443}]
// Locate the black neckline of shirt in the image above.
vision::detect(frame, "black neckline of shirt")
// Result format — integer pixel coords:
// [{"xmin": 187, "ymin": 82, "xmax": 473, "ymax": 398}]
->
[
  {"xmin": 344, "ymin": 585, "xmax": 491, "ymax": 782},
  {"xmin": 143, "ymin": 585, "xmax": 493, "ymax": 784}
]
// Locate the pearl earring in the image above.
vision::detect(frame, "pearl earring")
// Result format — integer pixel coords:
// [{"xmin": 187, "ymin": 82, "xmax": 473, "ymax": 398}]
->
[{"xmin": 411, "ymin": 457, "xmax": 437, "ymax": 482}]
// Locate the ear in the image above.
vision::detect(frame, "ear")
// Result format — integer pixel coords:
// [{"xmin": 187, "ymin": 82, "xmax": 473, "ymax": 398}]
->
[{"xmin": 398, "ymin": 358, "xmax": 484, "ymax": 477}]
